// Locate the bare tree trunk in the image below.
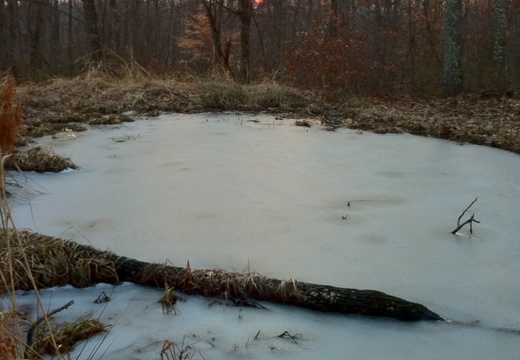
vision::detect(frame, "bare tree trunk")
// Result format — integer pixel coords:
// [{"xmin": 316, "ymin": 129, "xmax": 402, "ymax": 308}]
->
[
  {"xmin": 166, "ymin": 0, "xmax": 178, "ymax": 68},
  {"xmin": 129, "ymin": 0, "xmax": 142, "ymax": 62},
  {"xmin": 328, "ymin": 0, "xmax": 339, "ymax": 37},
  {"xmin": 493, "ymin": 0, "xmax": 507, "ymax": 90},
  {"xmin": 82, "ymin": 0, "xmax": 103, "ymax": 63},
  {"xmin": 422, "ymin": 0, "xmax": 442, "ymax": 66},
  {"xmin": 29, "ymin": 0, "xmax": 46, "ymax": 76},
  {"xmin": 50, "ymin": 0, "xmax": 61, "ymax": 72},
  {"xmin": 269, "ymin": 0, "xmax": 283, "ymax": 72},
  {"xmin": 238, "ymin": 0, "xmax": 252, "ymax": 83},
  {"xmin": 202, "ymin": 0, "xmax": 227, "ymax": 69},
  {"xmin": 0, "ymin": 1, "xmax": 6, "ymax": 69},
  {"xmin": 67, "ymin": 0, "xmax": 73, "ymax": 72},
  {"xmin": 406, "ymin": 0, "xmax": 417, "ymax": 90},
  {"xmin": 109, "ymin": 0, "xmax": 120, "ymax": 50},
  {"xmin": 6, "ymin": 0, "xmax": 21, "ymax": 76},
  {"xmin": 442, "ymin": 0, "xmax": 464, "ymax": 96}
]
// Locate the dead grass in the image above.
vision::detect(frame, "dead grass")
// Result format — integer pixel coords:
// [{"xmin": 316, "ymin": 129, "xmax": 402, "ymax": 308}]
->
[
  {"xmin": 250, "ymin": 82, "xmax": 315, "ymax": 110},
  {"xmin": 36, "ymin": 318, "xmax": 105, "ymax": 355},
  {"xmin": 17, "ymin": 74, "xmax": 318, "ymax": 140},
  {"xmin": 15, "ymin": 72, "xmax": 520, "ymax": 155},
  {"xmin": 338, "ymin": 95, "xmax": 520, "ymax": 153},
  {"xmin": 0, "ymin": 229, "xmax": 119, "ymax": 293},
  {"xmin": 0, "ymin": 229, "xmax": 302, "ymax": 305},
  {"xmin": 4, "ymin": 146, "xmax": 78, "ymax": 173},
  {"xmin": 198, "ymin": 81, "xmax": 249, "ymax": 110},
  {"xmin": 1, "ymin": 155, "xmax": 109, "ymax": 359}
]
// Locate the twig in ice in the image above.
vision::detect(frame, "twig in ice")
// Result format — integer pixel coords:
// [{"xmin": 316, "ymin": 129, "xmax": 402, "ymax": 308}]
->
[
  {"xmin": 26, "ymin": 300, "xmax": 75, "ymax": 349},
  {"xmin": 451, "ymin": 197, "xmax": 481, "ymax": 234}
]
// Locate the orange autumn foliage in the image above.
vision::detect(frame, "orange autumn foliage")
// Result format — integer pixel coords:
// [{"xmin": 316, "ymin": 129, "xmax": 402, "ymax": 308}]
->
[{"xmin": 0, "ymin": 76, "xmax": 22, "ymax": 151}]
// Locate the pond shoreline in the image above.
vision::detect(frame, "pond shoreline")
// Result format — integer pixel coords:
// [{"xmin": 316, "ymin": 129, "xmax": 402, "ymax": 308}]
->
[{"xmin": 14, "ymin": 77, "xmax": 520, "ymax": 156}]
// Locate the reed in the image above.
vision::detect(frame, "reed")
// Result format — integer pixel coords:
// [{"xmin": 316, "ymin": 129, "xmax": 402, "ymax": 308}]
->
[
  {"xmin": 0, "ymin": 154, "xmax": 105, "ymax": 358},
  {"xmin": 0, "ymin": 76, "xmax": 22, "ymax": 151}
]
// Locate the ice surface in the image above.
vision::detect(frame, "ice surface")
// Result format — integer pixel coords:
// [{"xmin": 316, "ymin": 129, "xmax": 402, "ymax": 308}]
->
[{"xmin": 5, "ymin": 113, "xmax": 520, "ymax": 359}]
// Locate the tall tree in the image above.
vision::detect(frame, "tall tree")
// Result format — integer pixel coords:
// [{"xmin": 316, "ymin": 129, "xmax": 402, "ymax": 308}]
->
[
  {"xmin": 29, "ymin": 0, "xmax": 46, "ymax": 75},
  {"xmin": 328, "ymin": 0, "xmax": 339, "ymax": 37},
  {"xmin": 202, "ymin": 0, "xmax": 228, "ymax": 69},
  {"xmin": 51, "ymin": 0, "xmax": 61, "ymax": 58},
  {"xmin": 5, "ymin": 0, "xmax": 21, "ymax": 76},
  {"xmin": 442, "ymin": 0, "xmax": 464, "ymax": 96},
  {"xmin": 493, "ymin": 0, "xmax": 507, "ymax": 89},
  {"xmin": 238, "ymin": 0, "xmax": 252, "ymax": 83},
  {"xmin": 82, "ymin": 0, "xmax": 103, "ymax": 63},
  {"xmin": 0, "ymin": 2, "xmax": 6, "ymax": 69}
]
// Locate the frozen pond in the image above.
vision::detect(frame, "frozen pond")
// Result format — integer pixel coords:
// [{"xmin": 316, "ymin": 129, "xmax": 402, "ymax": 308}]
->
[{"xmin": 7, "ymin": 113, "xmax": 520, "ymax": 359}]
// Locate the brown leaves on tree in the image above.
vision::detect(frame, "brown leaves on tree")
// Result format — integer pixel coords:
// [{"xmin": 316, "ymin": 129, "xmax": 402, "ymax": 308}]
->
[
  {"xmin": 284, "ymin": 24, "xmax": 371, "ymax": 92},
  {"xmin": 0, "ymin": 76, "xmax": 22, "ymax": 151}
]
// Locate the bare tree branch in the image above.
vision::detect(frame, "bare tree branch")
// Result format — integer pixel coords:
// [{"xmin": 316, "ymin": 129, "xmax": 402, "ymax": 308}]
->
[{"xmin": 452, "ymin": 197, "xmax": 480, "ymax": 234}]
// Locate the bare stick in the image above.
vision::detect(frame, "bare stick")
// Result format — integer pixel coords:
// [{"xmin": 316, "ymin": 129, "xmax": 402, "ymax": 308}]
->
[
  {"xmin": 456, "ymin": 197, "xmax": 478, "ymax": 227},
  {"xmin": 451, "ymin": 214, "xmax": 481, "ymax": 234},
  {"xmin": 24, "ymin": 300, "xmax": 75, "ymax": 359},
  {"xmin": 452, "ymin": 198, "xmax": 481, "ymax": 234},
  {"xmin": 26, "ymin": 300, "xmax": 75, "ymax": 348}
]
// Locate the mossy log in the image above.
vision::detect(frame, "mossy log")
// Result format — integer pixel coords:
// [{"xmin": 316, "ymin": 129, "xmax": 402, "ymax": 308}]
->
[{"xmin": 1, "ymin": 230, "xmax": 442, "ymax": 322}]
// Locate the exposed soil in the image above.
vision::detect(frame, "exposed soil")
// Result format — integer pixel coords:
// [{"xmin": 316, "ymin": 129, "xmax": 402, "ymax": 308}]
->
[{"xmin": 14, "ymin": 76, "xmax": 520, "ymax": 155}]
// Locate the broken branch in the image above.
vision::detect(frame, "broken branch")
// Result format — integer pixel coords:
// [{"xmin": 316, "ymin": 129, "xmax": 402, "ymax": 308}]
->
[
  {"xmin": 452, "ymin": 197, "xmax": 480, "ymax": 234},
  {"xmin": 26, "ymin": 300, "xmax": 75, "ymax": 353}
]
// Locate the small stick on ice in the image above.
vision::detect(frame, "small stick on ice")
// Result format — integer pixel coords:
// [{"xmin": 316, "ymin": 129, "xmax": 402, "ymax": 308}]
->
[
  {"xmin": 451, "ymin": 197, "xmax": 481, "ymax": 234},
  {"xmin": 26, "ymin": 300, "xmax": 75, "ymax": 350}
]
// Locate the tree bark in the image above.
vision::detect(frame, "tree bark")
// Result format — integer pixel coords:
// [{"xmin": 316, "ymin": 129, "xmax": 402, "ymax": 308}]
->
[
  {"xmin": 51, "ymin": 0, "xmax": 61, "ymax": 66},
  {"xmin": 202, "ymin": 0, "xmax": 229, "ymax": 71},
  {"xmin": 29, "ymin": 1, "xmax": 46, "ymax": 76},
  {"xmin": 6, "ymin": 0, "xmax": 21, "ymax": 77},
  {"xmin": 6, "ymin": 230, "xmax": 443, "ymax": 322},
  {"xmin": 493, "ymin": 0, "xmax": 507, "ymax": 90},
  {"xmin": 328, "ymin": 0, "xmax": 339, "ymax": 38},
  {"xmin": 442, "ymin": 0, "xmax": 464, "ymax": 96},
  {"xmin": 81, "ymin": 0, "xmax": 103, "ymax": 63},
  {"xmin": 238, "ymin": 0, "xmax": 252, "ymax": 83},
  {"xmin": 67, "ymin": 0, "xmax": 73, "ymax": 72},
  {"xmin": 0, "ymin": 1, "xmax": 6, "ymax": 68}
]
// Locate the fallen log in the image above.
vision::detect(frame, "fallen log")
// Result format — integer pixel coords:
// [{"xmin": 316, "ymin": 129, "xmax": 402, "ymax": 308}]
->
[{"xmin": 1, "ymin": 230, "xmax": 442, "ymax": 322}]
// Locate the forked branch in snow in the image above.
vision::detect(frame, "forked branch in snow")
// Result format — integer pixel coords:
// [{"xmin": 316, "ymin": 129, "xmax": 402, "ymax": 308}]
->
[{"xmin": 451, "ymin": 197, "xmax": 481, "ymax": 234}]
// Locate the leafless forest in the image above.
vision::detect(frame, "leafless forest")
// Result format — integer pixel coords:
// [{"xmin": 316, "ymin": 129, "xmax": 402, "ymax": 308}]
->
[{"xmin": 1, "ymin": 0, "xmax": 519, "ymax": 95}]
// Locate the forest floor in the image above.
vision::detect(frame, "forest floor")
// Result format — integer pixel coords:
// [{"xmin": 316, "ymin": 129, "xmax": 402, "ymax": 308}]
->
[{"xmin": 14, "ymin": 74, "xmax": 520, "ymax": 154}]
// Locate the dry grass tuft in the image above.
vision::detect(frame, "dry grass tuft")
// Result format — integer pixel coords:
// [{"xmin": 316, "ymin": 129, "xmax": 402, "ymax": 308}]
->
[
  {"xmin": 0, "ymin": 76, "xmax": 23, "ymax": 151},
  {"xmin": 0, "ymin": 229, "xmax": 119, "ymax": 293},
  {"xmin": 1, "ymin": 152, "xmax": 110, "ymax": 359},
  {"xmin": 250, "ymin": 82, "xmax": 312, "ymax": 110},
  {"xmin": 2, "ymin": 229, "xmax": 306, "ymax": 309},
  {"xmin": 5, "ymin": 146, "xmax": 78, "ymax": 173},
  {"xmin": 159, "ymin": 281, "xmax": 178, "ymax": 314},
  {"xmin": 36, "ymin": 318, "xmax": 105, "ymax": 355},
  {"xmin": 198, "ymin": 81, "xmax": 249, "ymax": 110}
]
